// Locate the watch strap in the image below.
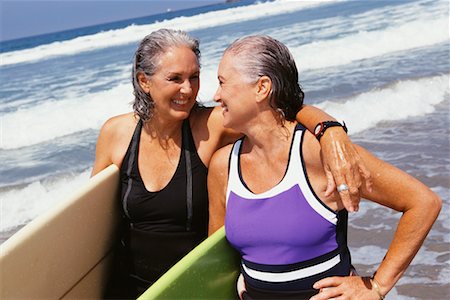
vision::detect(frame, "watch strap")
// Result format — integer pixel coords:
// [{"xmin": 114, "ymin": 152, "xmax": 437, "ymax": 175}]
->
[{"xmin": 314, "ymin": 121, "xmax": 348, "ymax": 141}]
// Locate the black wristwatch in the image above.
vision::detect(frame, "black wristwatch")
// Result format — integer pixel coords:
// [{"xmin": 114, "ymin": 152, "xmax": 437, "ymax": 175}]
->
[{"xmin": 314, "ymin": 121, "xmax": 348, "ymax": 141}]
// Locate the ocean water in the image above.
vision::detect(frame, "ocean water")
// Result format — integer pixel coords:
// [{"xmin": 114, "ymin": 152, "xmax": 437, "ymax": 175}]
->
[{"xmin": 1, "ymin": 0, "xmax": 449, "ymax": 298}]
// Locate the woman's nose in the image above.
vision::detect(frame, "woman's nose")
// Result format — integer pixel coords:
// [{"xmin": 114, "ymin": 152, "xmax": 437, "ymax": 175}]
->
[
  {"xmin": 213, "ymin": 86, "xmax": 221, "ymax": 103},
  {"xmin": 180, "ymin": 80, "xmax": 192, "ymax": 94}
]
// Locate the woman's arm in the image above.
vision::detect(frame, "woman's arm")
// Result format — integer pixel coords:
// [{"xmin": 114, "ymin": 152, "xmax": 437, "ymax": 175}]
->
[
  {"xmin": 296, "ymin": 105, "xmax": 372, "ymax": 212},
  {"xmin": 207, "ymin": 145, "xmax": 231, "ymax": 235},
  {"xmin": 311, "ymin": 146, "xmax": 442, "ymax": 300}
]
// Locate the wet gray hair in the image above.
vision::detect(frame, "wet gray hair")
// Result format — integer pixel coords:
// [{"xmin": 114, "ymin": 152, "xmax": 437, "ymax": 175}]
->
[
  {"xmin": 224, "ymin": 35, "xmax": 304, "ymax": 121},
  {"xmin": 132, "ymin": 29, "xmax": 201, "ymax": 122}
]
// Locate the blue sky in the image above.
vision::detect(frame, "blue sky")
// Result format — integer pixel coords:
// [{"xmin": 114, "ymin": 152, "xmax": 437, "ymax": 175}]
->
[{"xmin": 0, "ymin": 0, "xmax": 224, "ymax": 41}]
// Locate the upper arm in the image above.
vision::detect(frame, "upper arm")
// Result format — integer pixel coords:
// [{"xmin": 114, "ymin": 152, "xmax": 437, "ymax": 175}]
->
[{"xmin": 207, "ymin": 144, "xmax": 232, "ymax": 235}]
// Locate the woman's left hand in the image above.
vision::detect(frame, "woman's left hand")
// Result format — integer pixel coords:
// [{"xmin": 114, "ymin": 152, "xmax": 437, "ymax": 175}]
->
[
  {"xmin": 319, "ymin": 127, "xmax": 372, "ymax": 212},
  {"xmin": 310, "ymin": 276, "xmax": 380, "ymax": 300}
]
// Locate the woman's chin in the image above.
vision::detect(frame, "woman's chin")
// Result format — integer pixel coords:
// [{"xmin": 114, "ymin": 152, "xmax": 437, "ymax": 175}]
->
[
  {"xmin": 170, "ymin": 108, "xmax": 192, "ymax": 120},
  {"xmin": 169, "ymin": 102, "xmax": 195, "ymax": 116},
  {"xmin": 222, "ymin": 119, "xmax": 236, "ymax": 130}
]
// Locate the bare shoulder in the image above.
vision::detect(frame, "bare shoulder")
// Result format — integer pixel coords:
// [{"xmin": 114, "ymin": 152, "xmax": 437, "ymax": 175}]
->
[
  {"xmin": 209, "ymin": 143, "xmax": 234, "ymax": 172},
  {"xmin": 98, "ymin": 113, "xmax": 138, "ymax": 149},
  {"xmin": 92, "ymin": 112, "xmax": 138, "ymax": 175},
  {"xmin": 101, "ymin": 112, "xmax": 137, "ymax": 137},
  {"xmin": 104, "ymin": 112, "xmax": 138, "ymax": 157},
  {"xmin": 189, "ymin": 106, "xmax": 226, "ymax": 167},
  {"xmin": 191, "ymin": 105, "xmax": 241, "ymax": 145},
  {"xmin": 189, "ymin": 105, "xmax": 215, "ymax": 134}
]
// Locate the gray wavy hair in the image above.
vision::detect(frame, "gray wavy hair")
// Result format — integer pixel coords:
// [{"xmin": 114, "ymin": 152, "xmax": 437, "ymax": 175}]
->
[
  {"xmin": 132, "ymin": 29, "xmax": 201, "ymax": 122},
  {"xmin": 224, "ymin": 35, "xmax": 304, "ymax": 121}
]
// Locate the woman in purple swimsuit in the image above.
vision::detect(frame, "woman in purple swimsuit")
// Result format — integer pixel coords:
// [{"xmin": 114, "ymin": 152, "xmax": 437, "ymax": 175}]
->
[{"xmin": 208, "ymin": 35, "xmax": 441, "ymax": 300}]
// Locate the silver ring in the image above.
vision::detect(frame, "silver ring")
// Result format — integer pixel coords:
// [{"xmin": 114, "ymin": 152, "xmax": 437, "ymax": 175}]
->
[{"xmin": 337, "ymin": 183, "xmax": 349, "ymax": 192}]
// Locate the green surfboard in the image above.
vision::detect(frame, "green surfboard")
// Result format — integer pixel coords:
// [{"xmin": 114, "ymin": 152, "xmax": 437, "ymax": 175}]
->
[{"xmin": 139, "ymin": 227, "xmax": 241, "ymax": 300}]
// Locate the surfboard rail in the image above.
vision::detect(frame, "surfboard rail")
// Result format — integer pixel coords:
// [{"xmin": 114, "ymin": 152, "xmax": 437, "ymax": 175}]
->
[
  {"xmin": 139, "ymin": 227, "xmax": 241, "ymax": 300},
  {"xmin": 0, "ymin": 164, "xmax": 120, "ymax": 299}
]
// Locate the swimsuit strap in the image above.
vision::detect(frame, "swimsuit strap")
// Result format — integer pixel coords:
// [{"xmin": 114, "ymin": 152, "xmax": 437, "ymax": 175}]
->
[
  {"xmin": 182, "ymin": 119, "xmax": 193, "ymax": 231},
  {"xmin": 122, "ymin": 119, "xmax": 143, "ymax": 219}
]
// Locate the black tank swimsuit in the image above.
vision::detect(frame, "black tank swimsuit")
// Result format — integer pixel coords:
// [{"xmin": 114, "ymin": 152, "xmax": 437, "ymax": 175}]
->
[{"xmin": 107, "ymin": 118, "xmax": 208, "ymax": 298}]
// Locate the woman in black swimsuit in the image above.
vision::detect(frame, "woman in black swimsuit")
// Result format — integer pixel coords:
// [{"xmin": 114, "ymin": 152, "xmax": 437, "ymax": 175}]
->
[{"xmin": 91, "ymin": 28, "xmax": 370, "ymax": 299}]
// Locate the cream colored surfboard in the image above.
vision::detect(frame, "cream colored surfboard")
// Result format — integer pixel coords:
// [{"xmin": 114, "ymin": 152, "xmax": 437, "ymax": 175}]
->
[{"xmin": 0, "ymin": 164, "xmax": 120, "ymax": 299}]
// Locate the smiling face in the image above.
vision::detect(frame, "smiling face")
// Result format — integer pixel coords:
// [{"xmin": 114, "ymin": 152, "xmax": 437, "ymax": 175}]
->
[
  {"xmin": 214, "ymin": 53, "xmax": 258, "ymax": 129},
  {"xmin": 139, "ymin": 46, "xmax": 200, "ymax": 122}
]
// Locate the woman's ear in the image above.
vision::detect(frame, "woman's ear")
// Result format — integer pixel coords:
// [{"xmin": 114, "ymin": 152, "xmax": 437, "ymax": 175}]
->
[
  {"xmin": 137, "ymin": 72, "xmax": 151, "ymax": 93},
  {"xmin": 255, "ymin": 75, "xmax": 272, "ymax": 103}
]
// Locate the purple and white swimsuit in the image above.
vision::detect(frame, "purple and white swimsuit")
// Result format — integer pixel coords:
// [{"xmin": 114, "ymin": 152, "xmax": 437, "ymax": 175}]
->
[{"xmin": 225, "ymin": 124, "xmax": 351, "ymax": 293}]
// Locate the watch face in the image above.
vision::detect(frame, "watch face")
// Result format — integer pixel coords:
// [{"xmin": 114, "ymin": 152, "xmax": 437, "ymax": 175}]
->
[{"xmin": 314, "ymin": 123, "xmax": 323, "ymax": 135}]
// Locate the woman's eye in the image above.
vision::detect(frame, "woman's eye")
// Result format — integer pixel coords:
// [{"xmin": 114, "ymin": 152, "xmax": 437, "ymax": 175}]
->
[{"xmin": 168, "ymin": 76, "xmax": 181, "ymax": 82}]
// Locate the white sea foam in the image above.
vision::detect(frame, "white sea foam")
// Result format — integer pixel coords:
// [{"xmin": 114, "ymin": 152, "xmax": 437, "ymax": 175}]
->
[
  {"xmin": 198, "ymin": 65, "xmax": 221, "ymax": 103},
  {"xmin": 399, "ymin": 256, "xmax": 450, "ymax": 286},
  {"xmin": 2, "ymin": 0, "xmax": 447, "ymax": 68},
  {"xmin": 2, "ymin": 73, "xmax": 447, "ymax": 150},
  {"xmin": 266, "ymin": 0, "xmax": 449, "ymax": 63},
  {"xmin": 357, "ymin": 245, "xmax": 448, "ymax": 265},
  {"xmin": 0, "ymin": 170, "xmax": 91, "ymax": 232},
  {"xmin": 315, "ymin": 74, "xmax": 450, "ymax": 135},
  {"xmin": 1, "ymin": 0, "xmax": 448, "ymax": 150},
  {"xmin": 290, "ymin": 17, "xmax": 449, "ymax": 71},
  {"xmin": 194, "ymin": 14, "xmax": 449, "ymax": 102},
  {"xmin": 0, "ymin": 0, "xmax": 340, "ymax": 66},
  {"xmin": 430, "ymin": 187, "xmax": 450, "ymax": 242},
  {"xmin": 1, "ymin": 83, "xmax": 132, "ymax": 149},
  {"xmin": 350, "ymin": 244, "xmax": 450, "ymax": 287},
  {"xmin": 350, "ymin": 245, "xmax": 386, "ymax": 265}
]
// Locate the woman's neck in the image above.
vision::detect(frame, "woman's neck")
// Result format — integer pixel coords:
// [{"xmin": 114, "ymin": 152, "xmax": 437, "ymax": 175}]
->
[
  {"xmin": 143, "ymin": 114, "xmax": 184, "ymax": 145},
  {"xmin": 241, "ymin": 113, "xmax": 296, "ymax": 153}
]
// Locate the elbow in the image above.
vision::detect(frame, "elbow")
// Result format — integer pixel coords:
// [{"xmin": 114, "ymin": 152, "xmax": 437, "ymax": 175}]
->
[
  {"xmin": 432, "ymin": 193, "xmax": 443, "ymax": 217},
  {"xmin": 423, "ymin": 192, "xmax": 442, "ymax": 221}
]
